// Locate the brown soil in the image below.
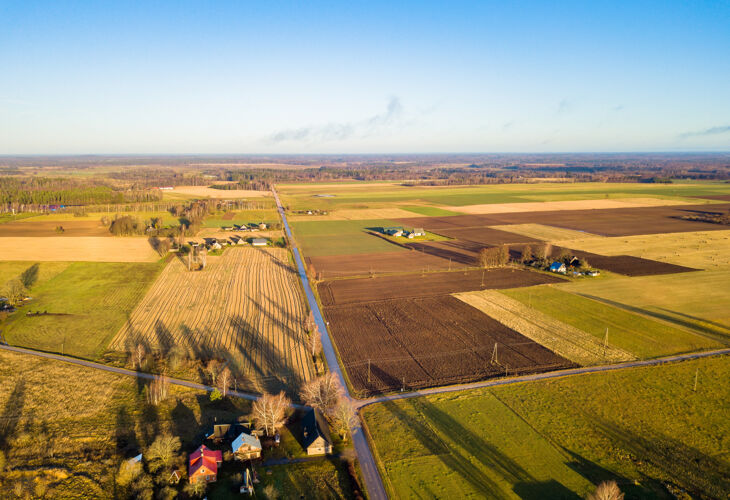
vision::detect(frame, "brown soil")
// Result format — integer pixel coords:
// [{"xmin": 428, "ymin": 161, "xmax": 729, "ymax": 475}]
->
[
  {"xmin": 317, "ymin": 267, "xmax": 565, "ymax": 307},
  {"xmin": 429, "ymin": 227, "xmax": 537, "ymax": 245},
  {"xmin": 549, "ymin": 246, "xmax": 698, "ymax": 276},
  {"xmin": 221, "ymin": 211, "xmax": 236, "ymax": 220},
  {"xmin": 0, "ymin": 221, "xmax": 110, "ymax": 237},
  {"xmin": 405, "ymin": 241, "xmax": 482, "ymax": 266},
  {"xmin": 324, "ymin": 296, "xmax": 575, "ymax": 395},
  {"xmin": 305, "ymin": 251, "xmax": 454, "ymax": 278},
  {"xmin": 397, "ymin": 203, "xmax": 730, "ymax": 237}
]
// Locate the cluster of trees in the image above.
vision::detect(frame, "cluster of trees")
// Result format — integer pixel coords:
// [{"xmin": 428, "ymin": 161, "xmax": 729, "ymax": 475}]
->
[
  {"xmin": 0, "ymin": 176, "xmax": 162, "ymax": 210},
  {"xmin": 478, "ymin": 245, "xmax": 511, "ymax": 268},
  {"xmin": 1, "ymin": 263, "xmax": 39, "ymax": 309}
]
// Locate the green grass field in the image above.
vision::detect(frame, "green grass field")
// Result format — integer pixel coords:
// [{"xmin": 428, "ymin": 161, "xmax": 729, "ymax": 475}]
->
[
  {"xmin": 202, "ymin": 209, "xmax": 280, "ymax": 228},
  {"xmin": 362, "ymin": 355, "xmax": 730, "ymax": 499},
  {"xmin": 0, "ymin": 261, "xmax": 71, "ymax": 289},
  {"xmin": 290, "ymin": 219, "xmax": 406, "ymax": 256},
  {"xmin": 278, "ymin": 181, "xmax": 730, "ymax": 211},
  {"xmin": 1, "ymin": 261, "xmax": 165, "ymax": 358},
  {"xmin": 558, "ymin": 271, "xmax": 730, "ymax": 341},
  {"xmin": 501, "ymin": 286, "xmax": 719, "ymax": 358},
  {"xmin": 401, "ymin": 205, "xmax": 464, "ymax": 216}
]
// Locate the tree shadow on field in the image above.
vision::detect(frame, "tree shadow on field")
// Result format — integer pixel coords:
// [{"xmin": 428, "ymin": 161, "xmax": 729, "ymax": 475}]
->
[
  {"xmin": 588, "ymin": 418, "xmax": 730, "ymax": 498},
  {"xmin": 574, "ymin": 293, "xmax": 728, "ymax": 340},
  {"xmin": 378, "ymin": 396, "xmax": 582, "ymax": 499},
  {"xmin": 114, "ymin": 406, "xmax": 139, "ymax": 457},
  {"xmin": 0, "ymin": 379, "xmax": 26, "ymax": 452},
  {"xmin": 256, "ymin": 246, "xmax": 296, "ymax": 273},
  {"xmin": 152, "ymin": 319, "xmax": 175, "ymax": 353},
  {"xmin": 171, "ymin": 398, "xmax": 200, "ymax": 447}
]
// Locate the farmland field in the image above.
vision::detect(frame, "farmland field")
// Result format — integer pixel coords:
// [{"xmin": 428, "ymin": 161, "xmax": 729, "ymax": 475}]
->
[
  {"xmin": 0, "ymin": 236, "xmax": 161, "ymax": 262},
  {"xmin": 0, "ymin": 220, "xmax": 109, "ymax": 236},
  {"xmin": 0, "ymin": 261, "xmax": 71, "ymax": 289},
  {"xmin": 110, "ymin": 247, "xmax": 314, "ymax": 392},
  {"xmin": 492, "ymin": 223, "xmax": 600, "ymax": 241},
  {"xmin": 362, "ymin": 355, "xmax": 730, "ymax": 499},
  {"xmin": 558, "ymin": 270, "xmax": 730, "ymax": 340},
  {"xmin": 455, "ymin": 290, "xmax": 635, "ymax": 365},
  {"xmin": 317, "ymin": 267, "xmax": 565, "ymax": 306},
  {"xmin": 305, "ymin": 251, "xmax": 454, "ymax": 278},
  {"xmin": 325, "ymin": 296, "xmax": 574, "ymax": 395},
  {"xmin": 554, "ymin": 229, "xmax": 730, "ymax": 270},
  {"xmin": 163, "ymin": 185, "xmax": 272, "ymax": 199},
  {"xmin": 290, "ymin": 219, "xmax": 407, "ymax": 256},
  {"xmin": 2, "ymin": 261, "xmax": 165, "ymax": 358},
  {"xmin": 397, "ymin": 203, "xmax": 730, "ymax": 237},
  {"xmin": 501, "ymin": 286, "xmax": 720, "ymax": 358},
  {"xmin": 278, "ymin": 181, "xmax": 730, "ymax": 211}
]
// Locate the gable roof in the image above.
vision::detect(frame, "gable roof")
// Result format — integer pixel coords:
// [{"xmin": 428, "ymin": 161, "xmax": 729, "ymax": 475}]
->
[
  {"xmin": 302, "ymin": 409, "xmax": 332, "ymax": 449},
  {"xmin": 549, "ymin": 261, "xmax": 565, "ymax": 270},
  {"xmin": 232, "ymin": 431, "xmax": 262, "ymax": 453},
  {"xmin": 189, "ymin": 445, "xmax": 222, "ymax": 477}
]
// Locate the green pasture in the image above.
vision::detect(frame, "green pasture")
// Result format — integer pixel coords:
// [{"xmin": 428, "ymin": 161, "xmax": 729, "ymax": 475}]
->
[
  {"xmin": 401, "ymin": 205, "xmax": 464, "ymax": 216},
  {"xmin": 362, "ymin": 355, "xmax": 730, "ymax": 499},
  {"xmin": 558, "ymin": 270, "xmax": 730, "ymax": 341},
  {"xmin": 1, "ymin": 261, "xmax": 165, "ymax": 358},
  {"xmin": 501, "ymin": 286, "xmax": 719, "ymax": 358},
  {"xmin": 278, "ymin": 181, "xmax": 730, "ymax": 210},
  {"xmin": 202, "ymin": 209, "xmax": 280, "ymax": 228},
  {"xmin": 290, "ymin": 219, "xmax": 406, "ymax": 256},
  {"xmin": 0, "ymin": 261, "xmax": 71, "ymax": 289}
]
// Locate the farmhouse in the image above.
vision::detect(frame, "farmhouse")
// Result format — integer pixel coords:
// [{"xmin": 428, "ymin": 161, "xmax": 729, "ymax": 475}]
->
[
  {"xmin": 188, "ymin": 445, "xmax": 223, "ymax": 484},
  {"xmin": 302, "ymin": 409, "xmax": 333, "ymax": 456},
  {"xmin": 549, "ymin": 261, "xmax": 567, "ymax": 274},
  {"xmin": 384, "ymin": 227, "xmax": 404, "ymax": 237},
  {"xmin": 252, "ymin": 238, "xmax": 268, "ymax": 247},
  {"xmin": 412, "ymin": 228, "xmax": 425, "ymax": 236},
  {"xmin": 232, "ymin": 430, "xmax": 262, "ymax": 460}
]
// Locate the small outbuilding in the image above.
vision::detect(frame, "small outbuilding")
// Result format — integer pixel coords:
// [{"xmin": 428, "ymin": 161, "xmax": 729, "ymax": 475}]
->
[
  {"xmin": 549, "ymin": 261, "xmax": 567, "ymax": 274},
  {"xmin": 251, "ymin": 238, "xmax": 268, "ymax": 247},
  {"xmin": 302, "ymin": 409, "xmax": 333, "ymax": 456},
  {"xmin": 412, "ymin": 228, "xmax": 425, "ymax": 236}
]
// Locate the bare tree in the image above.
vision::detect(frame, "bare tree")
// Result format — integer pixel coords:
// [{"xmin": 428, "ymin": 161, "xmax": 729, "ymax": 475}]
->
[
  {"xmin": 304, "ymin": 311, "xmax": 316, "ymax": 333},
  {"xmin": 147, "ymin": 373, "xmax": 169, "ymax": 405},
  {"xmin": 497, "ymin": 244, "xmax": 510, "ymax": 266},
  {"xmin": 520, "ymin": 244, "xmax": 533, "ymax": 264},
  {"xmin": 134, "ymin": 343, "xmax": 146, "ymax": 370},
  {"xmin": 251, "ymin": 391, "xmax": 291, "ymax": 436},
  {"xmin": 206, "ymin": 359, "xmax": 222, "ymax": 384},
  {"xmin": 145, "ymin": 434, "xmax": 181, "ymax": 473},
  {"xmin": 587, "ymin": 481, "xmax": 624, "ymax": 500},
  {"xmin": 3, "ymin": 279, "xmax": 27, "ymax": 307},
  {"xmin": 300, "ymin": 373, "xmax": 342, "ymax": 415},
  {"xmin": 309, "ymin": 330, "xmax": 322, "ymax": 358},
  {"xmin": 218, "ymin": 367, "xmax": 233, "ymax": 397},
  {"xmin": 332, "ymin": 397, "xmax": 356, "ymax": 441}
]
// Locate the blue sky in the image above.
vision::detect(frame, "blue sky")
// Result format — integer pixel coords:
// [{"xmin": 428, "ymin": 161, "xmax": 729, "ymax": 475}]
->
[{"xmin": 1, "ymin": 1, "xmax": 729, "ymax": 154}]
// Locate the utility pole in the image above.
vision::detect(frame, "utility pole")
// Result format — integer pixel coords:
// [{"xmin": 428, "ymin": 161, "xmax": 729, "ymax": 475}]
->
[
  {"xmin": 491, "ymin": 343, "xmax": 498, "ymax": 365},
  {"xmin": 367, "ymin": 359, "xmax": 371, "ymax": 384},
  {"xmin": 481, "ymin": 269, "xmax": 485, "ymax": 287},
  {"xmin": 603, "ymin": 328, "xmax": 609, "ymax": 356},
  {"xmin": 693, "ymin": 367, "xmax": 699, "ymax": 391}
]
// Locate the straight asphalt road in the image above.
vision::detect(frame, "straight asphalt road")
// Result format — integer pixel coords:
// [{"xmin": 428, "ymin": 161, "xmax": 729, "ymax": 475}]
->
[{"xmin": 272, "ymin": 187, "xmax": 389, "ymax": 500}]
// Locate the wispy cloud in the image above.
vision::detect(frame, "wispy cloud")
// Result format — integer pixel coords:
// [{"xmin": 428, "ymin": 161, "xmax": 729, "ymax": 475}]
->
[
  {"xmin": 268, "ymin": 97, "xmax": 403, "ymax": 143},
  {"xmin": 612, "ymin": 105, "xmax": 624, "ymax": 112},
  {"xmin": 556, "ymin": 99, "xmax": 572, "ymax": 115},
  {"xmin": 678, "ymin": 125, "xmax": 730, "ymax": 140}
]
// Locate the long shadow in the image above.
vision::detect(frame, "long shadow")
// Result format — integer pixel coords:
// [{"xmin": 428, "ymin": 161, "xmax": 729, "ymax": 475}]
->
[
  {"xmin": 20, "ymin": 263, "xmax": 40, "ymax": 288},
  {"xmin": 655, "ymin": 307, "xmax": 730, "ymax": 337},
  {"xmin": 575, "ymin": 292, "xmax": 730, "ymax": 341},
  {"xmin": 114, "ymin": 406, "xmax": 139, "ymax": 456},
  {"xmin": 0, "ymin": 379, "xmax": 26, "ymax": 452},
  {"xmin": 590, "ymin": 418, "xmax": 730, "ymax": 498}
]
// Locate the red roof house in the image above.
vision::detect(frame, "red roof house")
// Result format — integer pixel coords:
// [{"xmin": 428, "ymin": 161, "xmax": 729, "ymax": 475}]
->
[{"xmin": 188, "ymin": 445, "xmax": 223, "ymax": 484}]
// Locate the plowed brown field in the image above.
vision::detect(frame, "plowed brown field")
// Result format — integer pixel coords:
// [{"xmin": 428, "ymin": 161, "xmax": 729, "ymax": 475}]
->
[
  {"xmin": 317, "ymin": 267, "xmax": 564, "ymax": 306},
  {"xmin": 325, "ymin": 296, "xmax": 575, "ymax": 395},
  {"xmin": 111, "ymin": 247, "xmax": 313, "ymax": 392},
  {"xmin": 397, "ymin": 203, "xmax": 730, "ymax": 237},
  {"xmin": 0, "ymin": 220, "xmax": 109, "ymax": 237},
  {"xmin": 305, "ymin": 251, "xmax": 453, "ymax": 278}
]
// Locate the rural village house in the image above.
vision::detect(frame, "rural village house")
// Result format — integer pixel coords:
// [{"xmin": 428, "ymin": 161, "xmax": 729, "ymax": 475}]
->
[
  {"xmin": 232, "ymin": 431, "xmax": 262, "ymax": 460},
  {"xmin": 252, "ymin": 238, "xmax": 268, "ymax": 246},
  {"xmin": 302, "ymin": 409, "xmax": 333, "ymax": 456},
  {"xmin": 549, "ymin": 261, "xmax": 567, "ymax": 274},
  {"xmin": 188, "ymin": 445, "xmax": 222, "ymax": 484}
]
